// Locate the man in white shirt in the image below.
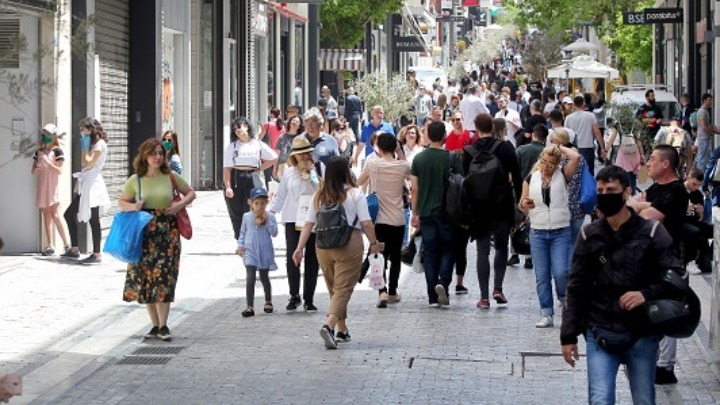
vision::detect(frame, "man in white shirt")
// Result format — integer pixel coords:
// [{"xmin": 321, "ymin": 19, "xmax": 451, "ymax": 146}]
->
[
  {"xmin": 565, "ymin": 95, "xmax": 606, "ymax": 174},
  {"xmin": 459, "ymin": 83, "xmax": 489, "ymax": 131},
  {"xmin": 444, "ymin": 79, "xmax": 459, "ymax": 100},
  {"xmin": 495, "ymin": 95, "xmax": 522, "ymax": 146},
  {"xmin": 415, "ymin": 87, "xmax": 433, "ymax": 126}
]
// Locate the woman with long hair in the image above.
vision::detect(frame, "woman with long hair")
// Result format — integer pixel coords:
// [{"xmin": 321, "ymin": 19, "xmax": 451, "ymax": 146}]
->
[
  {"xmin": 492, "ymin": 117, "xmax": 507, "ymax": 141},
  {"xmin": 274, "ymin": 114, "xmax": 304, "ymax": 179},
  {"xmin": 260, "ymin": 107, "xmax": 285, "ymax": 185},
  {"xmin": 62, "ymin": 117, "xmax": 111, "ymax": 264},
  {"xmin": 119, "ymin": 138, "xmax": 196, "ymax": 341},
  {"xmin": 223, "ymin": 116, "xmax": 278, "ymax": 240},
  {"xmin": 33, "ymin": 124, "xmax": 70, "ymax": 255},
  {"xmin": 292, "ymin": 156, "xmax": 381, "ymax": 349},
  {"xmin": 331, "ymin": 119, "xmax": 355, "ymax": 158},
  {"xmin": 162, "ymin": 130, "xmax": 183, "ymax": 175},
  {"xmin": 518, "ymin": 145, "xmax": 581, "ymax": 328}
]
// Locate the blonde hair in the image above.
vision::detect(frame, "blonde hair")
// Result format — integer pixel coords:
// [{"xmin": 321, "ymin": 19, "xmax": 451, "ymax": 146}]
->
[
  {"xmin": 531, "ymin": 146, "xmax": 563, "ymax": 173},
  {"xmin": 551, "ymin": 128, "xmax": 570, "ymax": 146}
]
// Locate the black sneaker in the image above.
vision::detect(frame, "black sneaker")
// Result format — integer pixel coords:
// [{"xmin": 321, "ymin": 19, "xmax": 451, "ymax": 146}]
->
[
  {"xmin": 455, "ymin": 285, "xmax": 469, "ymax": 295},
  {"xmin": 79, "ymin": 254, "xmax": 102, "ymax": 265},
  {"xmin": 336, "ymin": 329, "xmax": 352, "ymax": 343},
  {"xmin": 524, "ymin": 258, "xmax": 534, "ymax": 269},
  {"xmin": 507, "ymin": 254, "xmax": 520, "ymax": 266},
  {"xmin": 157, "ymin": 326, "xmax": 172, "ymax": 341},
  {"xmin": 655, "ymin": 366, "xmax": 678, "ymax": 385},
  {"xmin": 60, "ymin": 250, "xmax": 80, "ymax": 259},
  {"xmin": 286, "ymin": 295, "xmax": 301, "ymax": 311},
  {"xmin": 319, "ymin": 325, "xmax": 337, "ymax": 349},
  {"xmin": 242, "ymin": 307, "xmax": 255, "ymax": 318},
  {"xmin": 144, "ymin": 326, "xmax": 159, "ymax": 339},
  {"xmin": 304, "ymin": 302, "xmax": 318, "ymax": 312}
]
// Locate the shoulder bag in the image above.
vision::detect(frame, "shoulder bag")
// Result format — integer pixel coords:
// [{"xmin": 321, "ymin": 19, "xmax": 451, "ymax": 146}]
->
[{"xmin": 169, "ymin": 173, "xmax": 193, "ymax": 239}]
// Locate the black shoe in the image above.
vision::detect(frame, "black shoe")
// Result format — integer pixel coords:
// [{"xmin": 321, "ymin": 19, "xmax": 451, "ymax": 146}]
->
[
  {"xmin": 242, "ymin": 307, "xmax": 255, "ymax": 318},
  {"xmin": 60, "ymin": 250, "xmax": 80, "ymax": 259},
  {"xmin": 507, "ymin": 254, "xmax": 520, "ymax": 266},
  {"xmin": 286, "ymin": 295, "xmax": 301, "ymax": 311},
  {"xmin": 157, "ymin": 325, "xmax": 172, "ymax": 341},
  {"xmin": 144, "ymin": 326, "xmax": 159, "ymax": 339},
  {"xmin": 655, "ymin": 366, "xmax": 678, "ymax": 385},
  {"xmin": 79, "ymin": 254, "xmax": 102, "ymax": 265},
  {"xmin": 320, "ymin": 325, "xmax": 337, "ymax": 349},
  {"xmin": 455, "ymin": 285, "xmax": 469, "ymax": 295},
  {"xmin": 304, "ymin": 302, "xmax": 318, "ymax": 312},
  {"xmin": 336, "ymin": 329, "xmax": 352, "ymax": 343},
  {"xmin": 524, "ymin": 258, "xmax": 533, "ymax": 269}
]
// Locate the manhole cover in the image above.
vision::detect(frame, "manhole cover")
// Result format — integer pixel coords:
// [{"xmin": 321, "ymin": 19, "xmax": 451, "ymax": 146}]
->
[
  {"xmin": 116, "ymin": 356, "xmax": 173, "ymax": 365},
  {"xmin": 131, "ymin": 346, "xmax": 185, "ymax": 356}
]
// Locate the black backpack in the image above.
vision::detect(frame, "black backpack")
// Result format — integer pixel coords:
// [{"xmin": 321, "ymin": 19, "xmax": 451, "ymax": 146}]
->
[
  {"xmin": 315, "ymin": 201, "xmax": 358, "ymax": 249},
  {"xmin": 463, "ymin": 139, "xmax": 508, "ymax": 209},
  {"xmin": 443, "ymin": 153, "xmax": 469, "ymax": 227}
]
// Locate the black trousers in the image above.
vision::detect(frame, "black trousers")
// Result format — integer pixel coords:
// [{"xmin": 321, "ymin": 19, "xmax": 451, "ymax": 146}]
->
[
  {"xmin": 453, "ymin": 226, "xmax": 470, "ymax": 277},
  {"xmin": 64, "ymin": 194, "xmax": 101, "ymax": 253},
  {"xmin": 245, "ymin": 266, "xmax": 272, "ymax": 308},
  {"xmin": 225, "ymin": 170, "xmax": 256, "ymax": 240},
  {"xmin": 375, "ymin": 223, "xmax": 405, "ymax": 295},
  {"xmin": 284, "ymin": 223, "xmax": 319, "ymax": 304}
]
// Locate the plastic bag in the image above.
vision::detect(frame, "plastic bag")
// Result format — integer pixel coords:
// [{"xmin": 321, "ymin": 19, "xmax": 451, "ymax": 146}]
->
[
  {"xmin": 368, "ymin": 253, "xmax": 385, "ymax": 290},
  {"xmin": 412, "ymin": 236, "xmax": 424, "ymax": 274},
  {"xmin": 103, "ymin": 210, "xmax": 153, "ymax": 263}
]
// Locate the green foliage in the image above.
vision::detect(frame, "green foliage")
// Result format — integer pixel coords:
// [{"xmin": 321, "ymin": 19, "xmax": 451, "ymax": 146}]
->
[
  {"xmin": 319, "ymin": 0, "xmax": 404, "ymax": 48},
  {"xmin": 521, "ymin": 28, "xmax": 569, "ymax": 80},
  {"xmin": 351, "ymin": 70, "xmax": 414, "ymax": 123}
]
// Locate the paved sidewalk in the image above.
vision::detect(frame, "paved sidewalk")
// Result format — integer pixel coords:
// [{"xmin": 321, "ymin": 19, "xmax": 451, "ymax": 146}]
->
[{"xmin": 2, "ymin": 192, "xmax": 720, "ymax": 404}]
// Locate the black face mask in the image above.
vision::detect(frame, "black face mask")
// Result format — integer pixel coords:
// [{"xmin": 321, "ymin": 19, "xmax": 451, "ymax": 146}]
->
[
  {"xmin": 597, "ymin": 193, "xmax": 626, "ymax": 217},
  {"xmin": 648, "ymin": 99, "xmax": 656, "ymax": 106}
]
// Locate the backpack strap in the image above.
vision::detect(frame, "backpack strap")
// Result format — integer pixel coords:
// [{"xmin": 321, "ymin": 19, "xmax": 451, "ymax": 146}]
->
[{"xmin": 488, "ymin": 138, "xmax": 502, "ymax": 154}]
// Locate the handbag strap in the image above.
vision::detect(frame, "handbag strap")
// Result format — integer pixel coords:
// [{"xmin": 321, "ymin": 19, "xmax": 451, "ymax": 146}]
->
[
  {"xmin": 137, "ymin": 174, "xmax": 142, "ymax": 201},
  {"xmin": 169, "ymin": 172, "xmax": 180, "ymax": 196}
]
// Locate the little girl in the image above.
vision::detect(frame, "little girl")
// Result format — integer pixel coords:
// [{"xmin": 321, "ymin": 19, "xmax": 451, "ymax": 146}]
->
[{"xmin": 237, "ymin": 187, "xmax": 278, "ymax": 317}]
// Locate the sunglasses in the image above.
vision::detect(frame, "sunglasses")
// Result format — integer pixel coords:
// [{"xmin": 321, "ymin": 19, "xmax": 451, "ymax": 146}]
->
[{"xmin": 451, "ymin": 118, "xmax": 462, "ymax": 122}]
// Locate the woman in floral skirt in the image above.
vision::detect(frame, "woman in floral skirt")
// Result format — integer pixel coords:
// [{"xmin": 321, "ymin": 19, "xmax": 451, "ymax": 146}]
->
[{"xmin": 118, "ymin": 138, "xmax": 196, "ymax": 341}]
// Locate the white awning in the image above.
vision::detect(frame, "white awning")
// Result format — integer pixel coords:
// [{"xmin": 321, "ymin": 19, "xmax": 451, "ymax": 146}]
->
[
  {"xmin": 547, "ymin": 55, "xmax": 620, "ymax": 80},
  {"xmin": 319, "ymin": 49, "xmax": 366, "ymax": 72}
]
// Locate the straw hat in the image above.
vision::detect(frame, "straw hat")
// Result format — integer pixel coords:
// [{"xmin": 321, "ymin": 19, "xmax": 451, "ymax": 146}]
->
[{"xmin": 289, "ymin": 136, "xmax": 314, "ymax": 157}]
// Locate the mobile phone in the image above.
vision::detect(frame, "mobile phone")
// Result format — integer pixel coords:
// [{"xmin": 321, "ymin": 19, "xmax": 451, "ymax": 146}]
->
[{"xmin": 2, "ymin": 374, "xmax": 22, "ymax": 396}]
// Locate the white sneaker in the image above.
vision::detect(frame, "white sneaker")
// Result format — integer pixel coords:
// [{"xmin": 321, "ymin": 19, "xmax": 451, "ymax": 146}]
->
[
  {"xmin": 435, "ymin": 284, "xmax": 449, "ymax": 306},
  {"xmin": 535, "ymin": 315, "xmax": 554, "ymax": 328},
  {"xmin": 687, "ymin": 261, "xmax": 702, "ymax": 275}
]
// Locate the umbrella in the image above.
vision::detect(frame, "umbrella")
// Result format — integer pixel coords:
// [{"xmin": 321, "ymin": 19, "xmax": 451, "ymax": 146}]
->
[
  {"xmin": 485, "ymin": 24, "xmax": 504, "ymax": 30},
  {"xmin": 563, "ymin": 38, "xmax": 598, "ymax": 53}
]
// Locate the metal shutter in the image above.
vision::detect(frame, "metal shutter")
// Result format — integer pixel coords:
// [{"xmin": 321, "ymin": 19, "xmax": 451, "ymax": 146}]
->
[
  {"xmin": 246, "ymin": 0, "xmax": 256, "ymax": 121},
  {"xmin": 95, "ymin": 0, "xmax": 129, "ymax": 220}
]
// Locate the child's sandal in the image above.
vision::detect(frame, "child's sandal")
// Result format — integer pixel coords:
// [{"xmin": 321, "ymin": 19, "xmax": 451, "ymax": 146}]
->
[
  {"xmin": 263, "ymin": 302, "xmax": 273, "ymax": 314},
  {"xmin": 242, "ymin": 307, "xmax": 255, "ymax": 318}
]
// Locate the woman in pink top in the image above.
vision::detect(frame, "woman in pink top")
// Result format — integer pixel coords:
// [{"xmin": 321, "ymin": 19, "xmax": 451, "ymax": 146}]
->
[
  {"xmin": 32, "ymin": 124, "xmax": 70, "ymax": 256},
  {"xmin": 261, "ymin": 107, "xmax": 286, "ymax": 185},
  {"xmin": 606, "ymin": 127, "xmax": 644, "ymax": 194}
]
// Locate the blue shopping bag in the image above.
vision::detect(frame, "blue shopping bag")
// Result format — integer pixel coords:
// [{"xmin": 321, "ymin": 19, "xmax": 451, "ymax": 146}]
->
[
  {"xmin": 367, "ymin": 191, "xmax": 379, "ymax": 223},
  {"xmin": 103, "ymin": 210, "xmax": 153, "ymax": 263},
  {"xmin": 579, "ymin": 162, "xmax": 597, "ymax": 214}
]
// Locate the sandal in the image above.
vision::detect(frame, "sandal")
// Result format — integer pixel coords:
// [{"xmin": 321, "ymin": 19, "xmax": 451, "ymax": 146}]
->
[
  {"xmin": 242, "ymin": 307, "xmax": 255, "ymax": 318},
  {"xmin": 264, "ymin": 302, "xmax": 274, "ymax": 314}
]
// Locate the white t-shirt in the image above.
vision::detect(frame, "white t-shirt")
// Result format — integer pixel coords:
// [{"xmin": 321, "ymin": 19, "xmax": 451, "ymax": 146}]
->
[
  {"xmin": 459, "ymin": 94, "xmax": 489, "ymax": 130},
  {"xmin": 565, "ymin": 110, "xmax": 598, "ymax": 149},
  {"xmin": 495, "ymin": 109, "xmax": 522, "ymax": 141},
  {"xmin": 306, "ymin": 187, "xmax": 371, "ymax": 230},
  {"xmin": 223, "ymin": 139, "xmax": 278, "ymax": 168}
]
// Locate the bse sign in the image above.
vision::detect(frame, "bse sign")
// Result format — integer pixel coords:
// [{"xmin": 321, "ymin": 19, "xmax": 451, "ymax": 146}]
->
[{"xmin": 623, "ymin": 8, "xmax": 683, "ymax": 25}]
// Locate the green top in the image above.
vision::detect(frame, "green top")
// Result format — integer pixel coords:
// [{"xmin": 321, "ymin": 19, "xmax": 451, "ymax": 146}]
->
[
  {"xmin": 122, "ymin": 172, "xmax": 189, "ymax": 209},
  {"xmin": 411, "ymin": 148, "xmax": 463, "ymax": 217}
]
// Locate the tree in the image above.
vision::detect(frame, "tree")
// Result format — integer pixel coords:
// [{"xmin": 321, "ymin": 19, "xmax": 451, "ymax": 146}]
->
[
  {"xmin": 602, "ymin": 0, "xmax": 653, "ymax": 76},
  {"xmin": 351, "ymin": 69, "xmax": 413, "ymax": 123},
  {"xmin": 320, "ymin": 0, "xmax": 404, "ymax": 48},
  {"xmin": 447, "ymin": 25, "xmax": 515, "ymax": 80},
  {"xmin": 520, "ymin": 29, "xmax": 568, "ymax": 81}
]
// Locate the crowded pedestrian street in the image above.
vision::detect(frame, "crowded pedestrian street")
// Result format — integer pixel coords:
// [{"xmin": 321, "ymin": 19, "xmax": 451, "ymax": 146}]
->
[{"xmin": 0, "ymin": 192, "xmax": 719, "ymax": 404}]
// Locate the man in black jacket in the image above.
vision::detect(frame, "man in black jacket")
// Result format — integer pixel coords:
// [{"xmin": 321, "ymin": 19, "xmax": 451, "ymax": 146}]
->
[
  {"xmin": 463, "ymin": 113, "xmax": 521, "ymax": 309},
  {"xmin": 561, "ymin": 165, "xmax": 682, "ymax": 404}
]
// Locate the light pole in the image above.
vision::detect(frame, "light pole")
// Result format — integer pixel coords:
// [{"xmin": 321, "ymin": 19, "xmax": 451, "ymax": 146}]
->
[{"xmin": 562, "ymin": 59, "xmax": 573, "ymax": 93}]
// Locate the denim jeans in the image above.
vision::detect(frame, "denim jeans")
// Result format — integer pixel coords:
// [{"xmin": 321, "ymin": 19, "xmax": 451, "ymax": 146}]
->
[
  {"xmin": 696, "ymin": 138, "xmax": 711, "ymax": 172},
  {"xmin": 530, "ymin": 227, "xmax": 571, "ymax": 316},
  {"xmin": 475, "ymin": 219, "xmax": 511, "ymax": 299},
  {"xmin": 420, "ymin": 216, "xmax": 456, "ymax": 303},
  {"xmin": 579, "ymin": 147, "xmax": 596, "ymax": 175},
  {"xmin": 569, "ymin": 217, "xmax": 585, "ymax": 253},
  {"xmin": 585, "ymin": 329, "xmax": 659, "ymax": 405},
  {"xmin": 626, "ymin": 170, "xmax": 637, "ymax": 195}
]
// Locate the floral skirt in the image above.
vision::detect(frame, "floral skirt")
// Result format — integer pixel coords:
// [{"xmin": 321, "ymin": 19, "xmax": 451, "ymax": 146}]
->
[{"xmin": 123, "ymin": 211, "xmax": 180, "ymax": 303}]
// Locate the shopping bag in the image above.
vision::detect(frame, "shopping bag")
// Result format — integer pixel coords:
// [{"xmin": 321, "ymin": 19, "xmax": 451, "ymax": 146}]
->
[
  {"xmin": 511, "ymin": 219, "xmax": 531, "ymax": 256},
  {"xmin": 295, "ymin": 194, "xmax": 312, "ymax": 230},
  {"xmin": 367, "ymin": 192, "xmax": 379, "ymax": 224},
  {"xmin": 103, "ymin": 210, "xmax": 153, "ymax": 263},
  {"xmin": 412, "ymin": 236, "xmax": 424, "ymax": 274},
  {"xmin": 368, "ymin": 253, "xmax": 385, "ymax": 290}
]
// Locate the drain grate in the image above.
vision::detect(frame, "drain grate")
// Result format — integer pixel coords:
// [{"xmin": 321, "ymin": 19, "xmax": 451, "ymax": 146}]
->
[
  {"xmin": 116, "ymin": 356, "xmax": 173, "ymax": 365},
  {"xmin": 131, "ymin": 346, "xmax": 185, "ymax": 356}
]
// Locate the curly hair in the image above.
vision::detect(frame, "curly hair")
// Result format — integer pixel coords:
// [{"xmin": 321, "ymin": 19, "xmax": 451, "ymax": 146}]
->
[
  {"xmin": 287, "ymin": 115, "xmax": 305, "ymax": 134},
  {"xmin": 133, "ymin": 138, "xmax": 170, "ymax": 176},
  {"xmin": 397, "ymin": 124, "xmax": 420, "ymax": 145},
  {"xmin": 78, "ymin": 117, "xmax": 109, "ymax": 144},
  {"xmin": 230, "ymin": 116, "xmax": 255, "ymax": 141},
  {"xmin": 162, "ymin": 130, "xmax": 180, "ymax": 156}
]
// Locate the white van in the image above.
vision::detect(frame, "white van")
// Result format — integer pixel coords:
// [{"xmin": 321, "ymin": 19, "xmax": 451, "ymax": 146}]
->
[
  {"xmin": 609, "ymin": 84, "xmax": 681, "ymax": 121},
  {"xmin": 409, "ymin": 66, "xmax": 448, "ymax": 91}
]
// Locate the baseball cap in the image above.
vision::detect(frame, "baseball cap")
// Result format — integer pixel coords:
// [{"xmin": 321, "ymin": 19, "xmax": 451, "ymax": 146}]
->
[
  {"xmin": 42, "ymin": 123, "xmax": 65, "ymax": 136},
  {"xmin": 562, "ymin": 96, "xmax": 573, "ymax": 104},
  {"xmin": 250, "ymin": 188, "xmax": 269, "ymax": 200}
]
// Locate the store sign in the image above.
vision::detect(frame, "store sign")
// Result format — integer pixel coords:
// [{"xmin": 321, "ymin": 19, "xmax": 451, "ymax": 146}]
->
[
  {"xmin": 394, "ymin": 36, "xmax": 425, "ymax": 52},
  {"xmin": 436, "ymin": 15, "xmax": 466, "ymax": 22},
  {"xmin": 623, "ymin": 8, "xmax": 683, "ymax": 25}
]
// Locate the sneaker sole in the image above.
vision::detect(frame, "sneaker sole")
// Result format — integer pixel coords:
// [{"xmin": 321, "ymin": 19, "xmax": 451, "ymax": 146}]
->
[
  {"xmin": 320, "ymin": 328, "xmax": 337, "ymax": 350},
  {"xmin": 455, "ymin": 289, "xmax": 469, "ymax": 295},
  {"xmin": 435, "ymin": 285, "xmax": 449, "ymax": 306},
  {"xmin": 377, "ymin": 299, "xmax": 388, "ymax": 308},
  {"xmin": 493, "ymin": 295, "xmax": 508, "ymax": 305},
  {"xmin": 158, "ymin": 335, "xmax": 172, "ymax": 341}
]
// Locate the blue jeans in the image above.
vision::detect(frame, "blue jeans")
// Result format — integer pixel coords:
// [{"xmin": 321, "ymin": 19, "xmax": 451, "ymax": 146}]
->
[
  {"xmin": 696, "ymin": 138, "xmax": 711, "ymax": 172},
  {"xmin": 530, "ymin": 227, "xmax": 571, "ymax": 316},
  {"xmin": 420, "ymin": 216, "xmax": 456, "ymax": 303},
  {"xmin": 569, "ymin": 217, "xmax": 585, "ymax": 252},
  {"xmin": 626, "ymin": 171, "xmax": 637, "ymax": 195},
  {"xmin": 585, "ymin": 329, "xmax": 659, "ymax": 405}
]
